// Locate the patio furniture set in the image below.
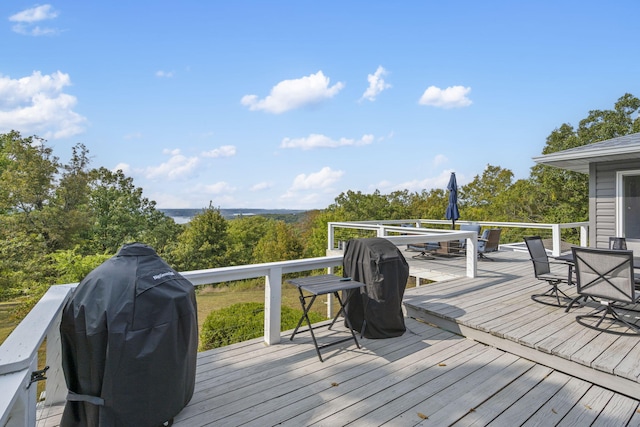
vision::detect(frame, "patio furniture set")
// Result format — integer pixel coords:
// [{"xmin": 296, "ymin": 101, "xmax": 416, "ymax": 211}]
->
[
  {"xmin": 407, "ymin": 224, "xmax": 502, "ymax": 261},
  {"xmin": 524, "ymin": 236, "xmax": 640, "ymax": 335}
]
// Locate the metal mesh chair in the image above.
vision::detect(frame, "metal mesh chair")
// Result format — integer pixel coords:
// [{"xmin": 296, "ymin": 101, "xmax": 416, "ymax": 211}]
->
[
  {"xmin": 569, "ymin": 246, "xmax": 640, "ymax": 334},
  {"xmin": 524, "ymin": 236, "xmax": 573, "ymax": 306},
  {"xmin": 609, "ymin": 237, "xmax": 627, "ymax": 250}
]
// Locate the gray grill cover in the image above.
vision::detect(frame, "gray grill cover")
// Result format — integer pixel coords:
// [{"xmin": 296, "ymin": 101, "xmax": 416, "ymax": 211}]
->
[
  {"xmin": 60, "ymin": 243, "xmax": 198, "ymax": 427},
  {"xmin": 342, "ymin": 238, "xmax": 409, "ymax": 338}
]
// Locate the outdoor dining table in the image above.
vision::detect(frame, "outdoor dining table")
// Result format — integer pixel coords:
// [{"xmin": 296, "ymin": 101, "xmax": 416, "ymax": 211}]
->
[
  {"xmin": 287, "ymin": 274, "xmax": 365, "ymax": 362},
  {"xmin": 554, "ymin": 249, "xmax": 640, "ymax": 286}
]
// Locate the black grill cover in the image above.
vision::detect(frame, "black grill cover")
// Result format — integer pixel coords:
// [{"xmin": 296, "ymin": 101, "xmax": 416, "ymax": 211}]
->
[
  {"xmin": 343, "ymin": 238, "xmax": 409, "ymax": 339},
  {"xmin": 60, "ymin": 243, "xmax": 198, "ymax": 427}
]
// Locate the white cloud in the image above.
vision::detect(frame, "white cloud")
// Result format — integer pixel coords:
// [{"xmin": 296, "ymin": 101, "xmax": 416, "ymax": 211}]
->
[
  {"xmin": 123, "ymin": 132, "xmax": 143, "ymax": 140},
  {"xmin": 113, "ymin": 162, "xmax": 132, "ymax": 175},
  {"xmin": 202, "ymin": 145, "xmax": 236, "ymax": 158},
  {"xmin": 0, "ymin": 71, "xmax": 87, "ymax": 138},
  {"xmin": 419, "ymin": 85, "xmax": 472, "ymax": 109},
  {"xmin": 145, "ymin": 149, "xmax": 199, "ymax": 180},
  {"xmin": 360, "ymin": 66, "xmax": 391, "ymax": 102},
  {"xmin": 250, "ymin": 182, "xmax": 272, "ymax": 191},
  {"xmin": 202, "ymin": 182, "xmax": 236, "ymax": 194},
  {"xmin": 289, "ymin": 166, "xmax": 344, "ymax": 191},
  {"xmin": 241, "ymin": 71, "xmax": 344, "ymax": 114},
  {"xmin": 386, "ymin": 169, "xmax": 460, "ymax": 193},
  {"xmin": 9, "ymin": 5, "xmax": 59, "ymax": 36},
  {"xmin": 155, "ymin": 70, "xmax": 174, "ymax": 78},
  {"xmin": 433, "ymin": 154, "xmax": 448, "ymax": 166},
  {"xmin": 281, "ymin": 133, "xmax": 374, "ymax": 150}
]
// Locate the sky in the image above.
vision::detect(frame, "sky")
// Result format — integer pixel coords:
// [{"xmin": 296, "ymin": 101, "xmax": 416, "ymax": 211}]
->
[{"xmin": 1, "ymin": 1, "xmax": 639, "ymax": 210}]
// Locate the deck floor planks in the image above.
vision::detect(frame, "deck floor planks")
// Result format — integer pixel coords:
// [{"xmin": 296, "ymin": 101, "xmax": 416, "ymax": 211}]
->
[
  {"xmin": 377, "ymin": 353, "xmax": 526, "ymax": 427},
  {"xmin": 613, "ymin": 339, "xmax": 640, "ymax": 380},
  {"xmin": 36, "ymin": 249, "xmax": 640, "ymax": 427},
  {"xmin": 521, "ymin": 375, "xmax": 592, "ymax": 427},
  {"xmin": 304, "ymin": 345, "xmax": 505, "ymax": 426},
  {"xmin": 449, "ymin": 363, "xmax": 555, "ymax": 427},
  {"xmin": 486, "ymin": 370, "xmax": 580, "ymax": 426},
  {"xmin": 557, "ymin": 385, "xmax": 615, "ymax": 426},
  {"xmin": 403, "ymin": 249, "xmax": 640, "ymax": 400},
  {"xmin": 254, "ymin": 335, "xmax": 486, "ymax": 426},
  {"xmin": 179, "ymin": 323, "xmax": 449, "ymax": 425}
]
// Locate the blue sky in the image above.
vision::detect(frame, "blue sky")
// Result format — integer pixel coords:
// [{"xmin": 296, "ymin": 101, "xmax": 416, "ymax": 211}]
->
[{"xmin": 1, "ymin": 1, "xmax": 639, "ymax": 210}]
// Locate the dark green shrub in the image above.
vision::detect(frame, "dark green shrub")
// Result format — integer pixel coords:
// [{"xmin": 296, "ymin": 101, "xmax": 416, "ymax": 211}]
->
[{"xmin": 199, "ymin": 302, "xmax": 325, "ymax": 351}]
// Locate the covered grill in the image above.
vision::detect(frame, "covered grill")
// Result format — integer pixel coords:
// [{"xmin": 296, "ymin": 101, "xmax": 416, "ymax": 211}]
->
[
  {"xmin": 342, "ymin": 237, "xmax": 409, "ymax": 339},
  {"xmin": 60, "ymin": 243, "xmax": 198, "ymax": 427}
]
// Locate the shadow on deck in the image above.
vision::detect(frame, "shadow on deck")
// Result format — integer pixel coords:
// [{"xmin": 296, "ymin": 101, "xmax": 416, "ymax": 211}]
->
[{"xmin": 37, "ymin": 249, "xmax": 640, "ymax": 426}]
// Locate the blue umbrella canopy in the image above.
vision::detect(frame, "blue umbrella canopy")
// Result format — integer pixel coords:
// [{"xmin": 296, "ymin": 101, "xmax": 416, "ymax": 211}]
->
[{"xmin": 445, "ymin": 172, "xmax": 460, "ymax": 229}]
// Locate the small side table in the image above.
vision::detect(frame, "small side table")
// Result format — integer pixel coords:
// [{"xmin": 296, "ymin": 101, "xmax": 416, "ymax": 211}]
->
[{"xmin": 287, "ymin": 274, "xmax": 364, "ymax": 362}]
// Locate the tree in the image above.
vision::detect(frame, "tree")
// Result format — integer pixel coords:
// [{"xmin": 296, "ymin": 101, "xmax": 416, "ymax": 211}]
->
[
  {"xmin": 253, "ymin": 221, "xmax": 303, "ymax": 263},
  {"xmin": 85, "ymin": 167, "xmax": 173, "ymax": 254},
  {"xmin": 226, "ymin": 215, "xmax": 273, "ymax": 266},
  {"xmin": 460, "ymin": 165, "xmax": 515, "ymax": 221},
  {"xmin": 406, "ymin": 188, "xmax": 448, "ymax": 221},
  {"xmin": 170, "ymin": 202, "xmax": 229, "ymax": 271},
  {"xmin": 530, "ymin": 94, "xmax": 640, "ymax": 225},
  {"xmin": 0, "ymin": 131, "xmax": 61, "ymax": 249}
]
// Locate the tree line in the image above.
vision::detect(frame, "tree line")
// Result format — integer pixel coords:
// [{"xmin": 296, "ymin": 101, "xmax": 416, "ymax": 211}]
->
[{"xmin": 1, "ymin": 94, "xmax": 639, "ymax": 307}]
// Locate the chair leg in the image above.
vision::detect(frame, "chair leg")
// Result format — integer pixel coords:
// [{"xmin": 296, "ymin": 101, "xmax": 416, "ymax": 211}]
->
[
  {"xmin": 532, "ymin": 280, "xmax": 570, "ymax": 307},
  {"xmin": 565, "ymin": 295, "xmax": 588, "ymax": 313},
  {"xmin": 610, "ymin": 307, "xmax": 640, "ymax": 333}
]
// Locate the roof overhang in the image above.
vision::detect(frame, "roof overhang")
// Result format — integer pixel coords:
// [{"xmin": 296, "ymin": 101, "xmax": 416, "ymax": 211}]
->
[{"xmin": 532, "ymin": 133, "xmax": 640, "ymax": 173}]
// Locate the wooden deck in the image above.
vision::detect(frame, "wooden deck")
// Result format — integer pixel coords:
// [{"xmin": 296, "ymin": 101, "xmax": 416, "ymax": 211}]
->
[{"xmin": 37, "ymin": 249, "xmax": 640, "ymax": 426}]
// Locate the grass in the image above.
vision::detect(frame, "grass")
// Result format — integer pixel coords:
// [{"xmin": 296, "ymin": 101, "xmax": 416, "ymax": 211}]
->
[
  {"xmin": 0, "ymin": 301, "xmax": 21, "ymax": 344},
  {"xmin": 195, "ymin": 282, "xmax": 335, "ymax": 333},
  {"xmin": 1, "ymin": 277, "xmax": 420, "ymax": 346},
  {"xmin": 0, "ymin": 282, "xmax": 337, "ymax": 346}
]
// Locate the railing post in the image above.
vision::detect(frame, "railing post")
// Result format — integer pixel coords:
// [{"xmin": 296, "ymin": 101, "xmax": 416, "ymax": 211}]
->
[
  {"xmin": 328, "ymin": 223, "xmax": 335, "ymax": 250},
  {"xmin": 325, "ymin": 266, "xmax": 334, "ymax": 319},
  {"xmin": 45, "ymin": 310, "xmax": 68, "ymax": 406},
  {"xmin": 551, "ymin": 224, "xmax": 562, "ymax": 257},
  {"xmin": 580, "ymin": 225, "xmax": 588, "ymax": 247},
  {"xmin": 6, "ymin": 359, "xmax": 38, "ymax": 427},
  {"xmin": 465, "ymin": 235, "xmax": 478, "ymax": 278},
  {"xmin": 264, "ymin": 267, "xmax": 282, "ymax": 345}
]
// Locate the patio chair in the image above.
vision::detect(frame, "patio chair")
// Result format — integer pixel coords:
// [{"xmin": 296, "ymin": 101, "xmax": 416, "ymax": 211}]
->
[
  {"xmin": 524, "ymin": 236, "xmax": 573, "ymax": 306},
  {"xmin": 609, "ymin": 237, "xmax": 627, "ymax": 250},
  {"xmin": 477, "ymin": 228, "xmax": 501, "ymax": 260},
  {"xmin": 430, "ymin": 223, "xmax": 481, "ymax": 257},
  {"xmin": 568, "ymin": 246, "xmax": 640, "ymax": 334}
]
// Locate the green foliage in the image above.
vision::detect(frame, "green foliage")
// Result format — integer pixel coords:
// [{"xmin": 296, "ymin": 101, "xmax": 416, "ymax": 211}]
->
[
  {"xmin": 49, "ymin": 248, "xmax": 112, "ymax": 284},
  {"xmin": 253, "ymin": 220, "xmax": 303, "ymax": 263},
  {"xmin": 85, "ymin": 167, "xmax": 175, "ymax": 253},
  {"xmin": 199, "ymin": 302, "xmax": 324, "ymax": 350},
  {"xmin": 226, "ymin": 215, "xmax": 273, "ymax": 266},
  {"xmin": 171, "ymin": 202, "xmax": 229, "ymax": 271},
  {"xmin": 2, "ymin": 92, "xmax": 640, "ymax": 320},
  {"xmin": 329, "ymin": 189, "xmax": 412, "ymax": 221}
]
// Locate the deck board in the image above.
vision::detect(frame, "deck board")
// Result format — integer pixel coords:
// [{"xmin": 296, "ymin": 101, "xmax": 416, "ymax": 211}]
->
[
  {"xmin": 403, "ymin": 250, "xmax": 640, "ymax": 401},
  {"xmin": 37, "ymin": 248, "xmax": 640, "ymax": 426}
]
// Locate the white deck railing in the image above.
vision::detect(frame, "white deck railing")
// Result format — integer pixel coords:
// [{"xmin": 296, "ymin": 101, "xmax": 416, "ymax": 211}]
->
[
  {"xmin": 0, "ymin": 254, "xmax": 352, "ymax": 426},
  {"xmin": 328, "ymin": 220, "xmax": 589, "ymax": 257},
  {"xmin": 0, "ymin": 221, "xmax": 582, "ymax": 426}
]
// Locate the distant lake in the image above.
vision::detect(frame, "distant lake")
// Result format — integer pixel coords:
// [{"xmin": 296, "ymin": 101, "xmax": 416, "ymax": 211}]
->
[{"xmin": 160, "ymin": 208, "xmax": 306, "ymax": 223}]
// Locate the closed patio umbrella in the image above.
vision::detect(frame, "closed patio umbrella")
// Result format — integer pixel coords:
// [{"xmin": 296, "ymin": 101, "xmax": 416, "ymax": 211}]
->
[{"xmin": 445, "ymin": 172, "xmax": 460, "ymax": 229}]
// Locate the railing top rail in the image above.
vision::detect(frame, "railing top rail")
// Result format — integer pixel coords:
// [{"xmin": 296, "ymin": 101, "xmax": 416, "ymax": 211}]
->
[
  {"xmin": 0, "ymin": 284, "xmax": 76, "ymax": 375},
  {"xmin": 329, "ymin": 220, "xmax": 589, "ymax": 229},
  {"xmin": 0, "ymin": 256, "xmax": 345, "ymax": 372}
]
